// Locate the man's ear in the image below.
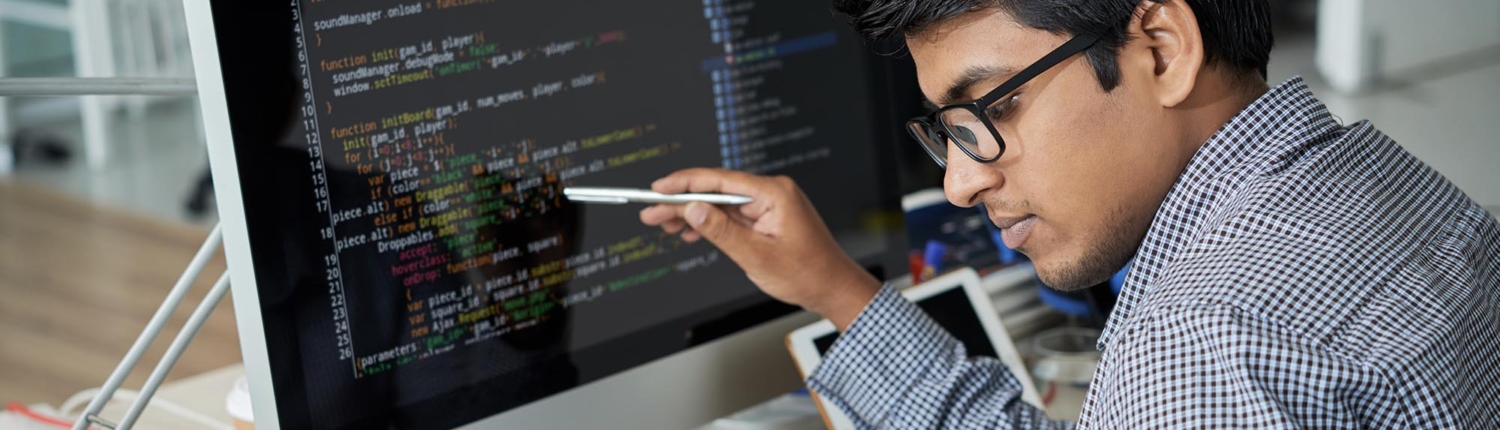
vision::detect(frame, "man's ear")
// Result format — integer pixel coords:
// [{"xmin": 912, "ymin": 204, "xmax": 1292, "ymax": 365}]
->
[{"xmin": 1126, "ymin": 0, "xmax": 1204, "ymax": 108}]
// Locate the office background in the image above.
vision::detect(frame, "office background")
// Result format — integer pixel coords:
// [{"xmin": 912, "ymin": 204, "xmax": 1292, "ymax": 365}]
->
[{"xmin": 2, "ymin": 0, "xmax": 1497, "ymax": 411}]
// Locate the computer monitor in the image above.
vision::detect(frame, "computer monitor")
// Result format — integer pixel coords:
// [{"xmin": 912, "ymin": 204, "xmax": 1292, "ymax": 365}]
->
[{"xmin": 184, "ymin": 0, "xmax": 909, "ymax": 428}]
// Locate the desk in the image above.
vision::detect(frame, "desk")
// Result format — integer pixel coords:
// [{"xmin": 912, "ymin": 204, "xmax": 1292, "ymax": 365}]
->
[
  {"xmin": 74, "ymin": 268, "xmax": 1072, "ymax": 429},
  {"xmin": 88, "ymin": 364, "xmax": 816, "ymax": 429},
  {"xmin": 94, "ymin": 365, "xmax": 242, "ymax": 429}
]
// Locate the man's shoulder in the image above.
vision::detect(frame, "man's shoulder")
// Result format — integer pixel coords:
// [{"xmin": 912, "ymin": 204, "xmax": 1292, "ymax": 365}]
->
[{"xmin": 1139, "ymin": 120, "xmax": 1486, "ymax": 352}]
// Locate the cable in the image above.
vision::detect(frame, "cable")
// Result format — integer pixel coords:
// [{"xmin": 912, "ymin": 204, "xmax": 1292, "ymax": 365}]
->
[{"xmin": 7, "ymin": 402, "xmax": 73, "ymax": 428}]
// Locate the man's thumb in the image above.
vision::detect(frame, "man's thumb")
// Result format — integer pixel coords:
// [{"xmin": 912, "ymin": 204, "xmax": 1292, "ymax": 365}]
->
[
  {"xmin": 686, "ymin": 202, "xmax": 712, "ymax": 227},
  {"xmin": 685, "ymin": 202, "xmax": 749, "ymax": 249}
]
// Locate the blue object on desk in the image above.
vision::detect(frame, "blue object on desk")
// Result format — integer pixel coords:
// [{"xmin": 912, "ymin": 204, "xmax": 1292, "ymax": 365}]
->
[
  {"xmin": 1109, "ymin": 262, "xmax": 1132, "ymax": 295},
  {"xmin": 1037, "ymin": 285, "xmax": 1093, "ymax": 317},
  {"xmin": 923, "ymin": 240, "xmax": 946, "ymax": 276},
  {"xmin": 904, "ymin": 190, "xmax": 1028, "ymax": 273},
  {"xmin": 1037, "ymin": 262, "xmax": 1132, "ymax": 320},
  {"xmin": 902, "ymin": 189, "xmax": 957, "ymax": 248}
]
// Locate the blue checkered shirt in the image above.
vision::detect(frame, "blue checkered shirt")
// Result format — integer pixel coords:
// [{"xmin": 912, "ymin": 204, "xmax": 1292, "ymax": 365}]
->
[{"xmin": 806, "ymin": 77, "xmax": 1500, "ymax": 428}]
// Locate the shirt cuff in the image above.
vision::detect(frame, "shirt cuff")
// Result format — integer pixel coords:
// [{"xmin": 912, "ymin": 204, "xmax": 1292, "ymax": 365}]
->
[{"xmin": 805, "ymin": 283, "xmax": 965, "ymax": 426}]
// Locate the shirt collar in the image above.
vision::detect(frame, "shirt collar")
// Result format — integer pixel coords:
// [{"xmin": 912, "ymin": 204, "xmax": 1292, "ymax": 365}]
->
[{"xmin": 1097, "ymin": 76, "xmax": 1343, "ymax": 349}]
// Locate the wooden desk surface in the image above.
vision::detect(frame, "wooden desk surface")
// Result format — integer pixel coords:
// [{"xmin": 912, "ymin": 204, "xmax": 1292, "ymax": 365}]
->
[{"xmin": 0, "ymin": 180, "xmax": 242, "ymax": 406}]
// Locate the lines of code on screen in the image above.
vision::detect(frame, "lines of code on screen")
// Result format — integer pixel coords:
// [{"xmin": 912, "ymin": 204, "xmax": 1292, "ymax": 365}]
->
[{"xmin": 283, "ymin": 0, "xmax": 887, "ymax": 426}]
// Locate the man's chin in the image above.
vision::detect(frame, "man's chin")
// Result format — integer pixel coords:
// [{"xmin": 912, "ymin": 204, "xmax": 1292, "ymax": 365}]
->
[
  {"xmin": 1034, "ymin": 268, "xmax": 1096, "ymax": 292},
  {"xmin": 1032, "ymin": 254, "xmax": 1116, "ymax": 292}
]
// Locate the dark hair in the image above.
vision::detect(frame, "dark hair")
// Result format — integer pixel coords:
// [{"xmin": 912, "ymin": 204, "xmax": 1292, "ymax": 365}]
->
[{"xmin": 832, "ymin": 0, "xmax": 1273, "ymax": 90}]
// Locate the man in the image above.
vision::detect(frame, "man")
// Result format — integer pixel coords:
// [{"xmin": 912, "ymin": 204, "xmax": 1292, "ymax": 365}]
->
[{"xmin": 640, "ymin": 0, "xmax": 1500, "ymax": 427}]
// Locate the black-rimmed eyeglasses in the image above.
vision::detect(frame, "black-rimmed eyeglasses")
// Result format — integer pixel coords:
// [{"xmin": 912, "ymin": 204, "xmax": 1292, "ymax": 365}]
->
[{"xmin": 906, "ymin": 33, "xmax": 1099, "ymax": 168}]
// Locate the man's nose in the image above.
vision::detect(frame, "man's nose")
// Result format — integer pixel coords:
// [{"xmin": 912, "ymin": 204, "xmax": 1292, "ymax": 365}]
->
[{"xmin": 942, "ymin": 142, "xmax": 1002, "ymax": 208}]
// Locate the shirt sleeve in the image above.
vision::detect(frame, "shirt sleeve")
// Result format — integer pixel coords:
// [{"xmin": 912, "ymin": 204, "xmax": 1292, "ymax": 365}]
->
[{"xmin": 806, "ymin": 284, "xmax": 1072, "ymax": 430}]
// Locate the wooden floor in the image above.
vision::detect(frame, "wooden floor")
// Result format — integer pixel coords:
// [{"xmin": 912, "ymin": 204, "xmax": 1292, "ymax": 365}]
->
[{"xmin": 0, "ymin": 180, "xmax": 241, "ymax": 406}]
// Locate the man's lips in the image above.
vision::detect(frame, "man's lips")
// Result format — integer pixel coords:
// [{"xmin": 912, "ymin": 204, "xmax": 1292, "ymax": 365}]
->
[
  {"xmin": 991, "ymin": 214, "xmax": 1038, "ymax": 249},
  {"xmin": 990, "ymin": 214, "xmax": 1030, "ymax": 229}
]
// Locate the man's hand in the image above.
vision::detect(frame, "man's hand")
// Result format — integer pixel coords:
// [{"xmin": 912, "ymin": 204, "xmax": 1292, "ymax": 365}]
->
[{"xmin": 639, "ymin": 168, "xmax": 879, "ymax": 331}]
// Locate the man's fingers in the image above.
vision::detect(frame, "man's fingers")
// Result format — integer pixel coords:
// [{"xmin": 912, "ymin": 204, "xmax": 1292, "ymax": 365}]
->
[
  {"xmin": 648, "ymin": 169, "xmax": 801, "ymax": 226},
  {"xmin": 651, "ymin": 168, "xmax": 775, "ymax": 197},
  {"xmin": 642, "ymin": 202, "xmax": 759, "ymax": 244},
  {"xmin": 683, "ymin": 201, "xmax": 758, "ymax": 261},
  {"xmin": 639, "ymin": 204, "xmax": 679, "ymax": 226}
]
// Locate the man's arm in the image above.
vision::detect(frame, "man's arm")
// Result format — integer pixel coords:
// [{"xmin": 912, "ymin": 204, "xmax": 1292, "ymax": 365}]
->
[
  {"xmin": 640, "ymin": 169, "xmax": 1067, "ymax": 428},
  {"xmin": 808, "ymin": 285, "xmax": 1070, "ymax": 430}
]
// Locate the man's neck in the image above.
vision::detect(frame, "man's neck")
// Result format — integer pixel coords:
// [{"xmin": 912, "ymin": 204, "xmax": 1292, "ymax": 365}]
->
[{"xmin": 1177, "ymin": 73, "xmax": 1271, "ymax": 161}]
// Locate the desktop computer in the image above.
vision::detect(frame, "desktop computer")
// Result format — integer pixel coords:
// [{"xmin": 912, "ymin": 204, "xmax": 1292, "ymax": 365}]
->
[{"xmin": 185, "ymin": 0, "xmax": 910, "ymax": 428}]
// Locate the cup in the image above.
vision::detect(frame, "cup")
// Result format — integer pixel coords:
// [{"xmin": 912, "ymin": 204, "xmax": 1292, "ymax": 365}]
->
[{"xmin": 225, "ymin": 375, "xmax": 254, "ymax": 430}]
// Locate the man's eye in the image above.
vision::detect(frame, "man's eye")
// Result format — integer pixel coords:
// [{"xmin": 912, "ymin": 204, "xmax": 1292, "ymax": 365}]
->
[{"xmin": 985, "ymin": 95, "xmax": 1020, "ymax": 122}]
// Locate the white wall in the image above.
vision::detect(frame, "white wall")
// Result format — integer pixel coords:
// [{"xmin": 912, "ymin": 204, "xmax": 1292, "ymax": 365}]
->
[{"xmin": 1318, "ymin": 0, "xmax": 1500, "ymax": 92}]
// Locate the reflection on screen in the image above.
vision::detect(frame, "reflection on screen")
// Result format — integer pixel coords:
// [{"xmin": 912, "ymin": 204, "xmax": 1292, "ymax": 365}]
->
[{"xmin": 257, "ymin": 0, "xmax": 899, "ymax": 427}]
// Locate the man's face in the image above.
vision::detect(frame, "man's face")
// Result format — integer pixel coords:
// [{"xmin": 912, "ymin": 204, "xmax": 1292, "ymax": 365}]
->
[{"xmin": 907, "ymin": 10, "xmax": 1186, "ymax": 290}]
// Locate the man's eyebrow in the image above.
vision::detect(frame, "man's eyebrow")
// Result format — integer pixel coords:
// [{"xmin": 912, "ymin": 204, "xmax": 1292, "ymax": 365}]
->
[{"xmin": 936, "ymin": 65, "xmax": 1016, "ymax": 107}]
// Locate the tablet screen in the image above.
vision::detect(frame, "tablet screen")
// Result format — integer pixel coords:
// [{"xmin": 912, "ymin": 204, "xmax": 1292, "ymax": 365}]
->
[{"xmin": 813, "ymin": 286, "xmax": 998, "ymax": 358}]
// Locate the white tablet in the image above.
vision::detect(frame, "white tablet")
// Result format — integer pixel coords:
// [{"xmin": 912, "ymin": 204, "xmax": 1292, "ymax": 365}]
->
[{"xmin": 785, "ymin": 267, "xmax": 1042, "ymax": 429}]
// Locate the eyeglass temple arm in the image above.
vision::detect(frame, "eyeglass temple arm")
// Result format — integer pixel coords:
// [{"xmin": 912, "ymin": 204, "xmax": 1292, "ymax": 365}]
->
[{"xmin": 974, "ymin": 32, "xmax": 1101, "ymax": 107}]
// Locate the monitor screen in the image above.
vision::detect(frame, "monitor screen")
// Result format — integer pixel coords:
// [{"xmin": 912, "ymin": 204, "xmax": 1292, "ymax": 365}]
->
[{"xmin": 204, "ymin": 0, "xmax": 907, "ymax": 428}]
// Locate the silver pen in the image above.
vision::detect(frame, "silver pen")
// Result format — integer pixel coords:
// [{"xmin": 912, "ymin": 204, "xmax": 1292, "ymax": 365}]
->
[{"xmin": 563, "ymin": 187, "xmax": 754, "ymax": 205}]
